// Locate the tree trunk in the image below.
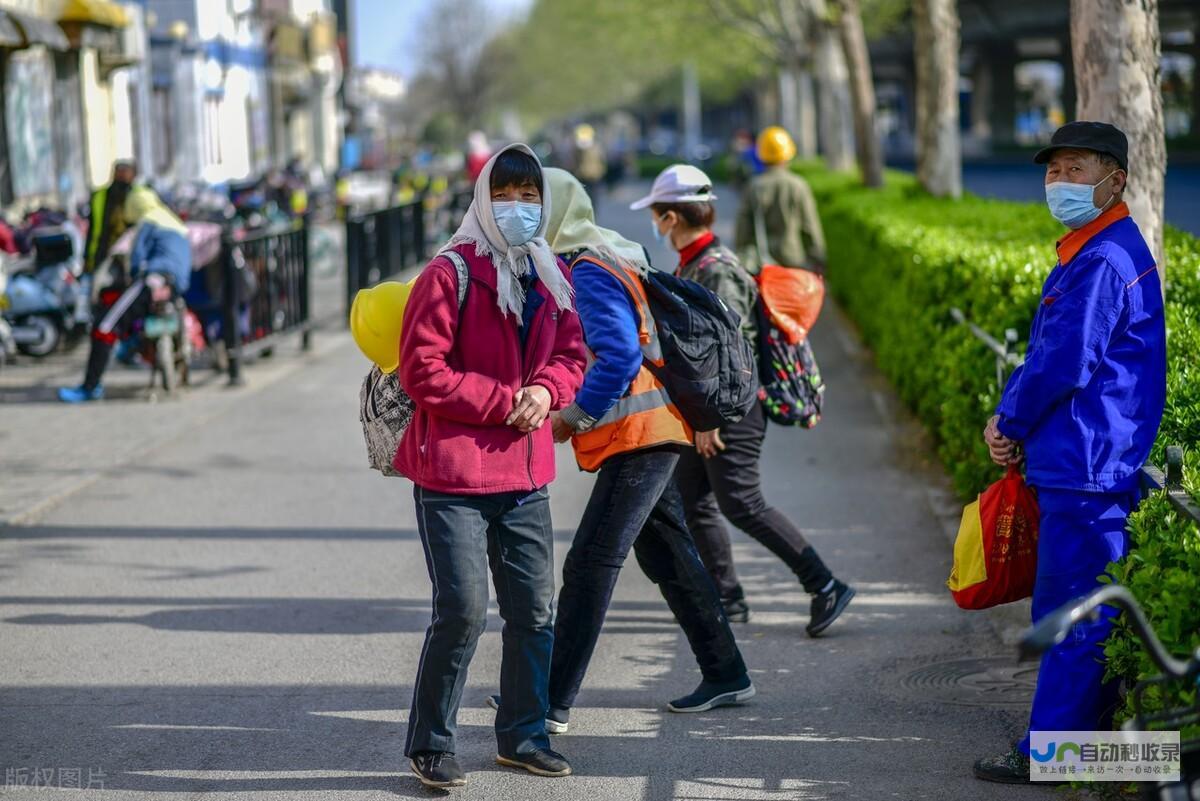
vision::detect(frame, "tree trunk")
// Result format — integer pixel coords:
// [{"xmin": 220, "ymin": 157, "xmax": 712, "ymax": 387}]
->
[
  {"xmin": 778, "ymin": 62, "xmax": 819, "ymax": 160},
  {"xmin": 836, "ymin": 0, "xmax": 884, "ymax": 187},
  {"xmin": 1071, "ymin": 0, "xmax": 1166, "ymax": 277},
  {"xmin": 815, "ymin": 17, "xmax": 855, "ymax": 172},
  {"xmin": 682, "ymin": 61, "xmax": 702, "ymax": 161},
  {"xmin": 798, "ymin": 69, "xmax": 818, "ymax": 159},
  {"xmin": 913, "ymin": 0, "xmax": 961, "ymax": 198}
]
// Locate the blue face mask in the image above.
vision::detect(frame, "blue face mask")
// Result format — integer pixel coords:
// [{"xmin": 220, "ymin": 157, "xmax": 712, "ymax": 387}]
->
[
  {"xmin": 1045, "ymin": 170, "xmax": 1117, "ymax": 229},
  {"xmin": 651, "ymin": 215, "xmax": 672, "ymax": 246},
  {"xmin": 493, "ymin": 201, "xmax": 542, "ymax": 247}
]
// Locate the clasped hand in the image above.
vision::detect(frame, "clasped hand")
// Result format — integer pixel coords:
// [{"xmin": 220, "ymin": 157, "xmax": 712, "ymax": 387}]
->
[{"xmin": 506, "ymin": 386, "xmax": 551, "ymax": 433}]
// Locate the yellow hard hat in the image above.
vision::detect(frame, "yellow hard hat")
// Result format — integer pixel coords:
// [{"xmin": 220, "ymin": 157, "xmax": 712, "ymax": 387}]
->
[
  {"xmin": 350, "ymin": 280, "xmax": 414, "ymax": 373},
  {"xmin": 757, "ymin": 126, "xmax": 797, "ymax": 165}
]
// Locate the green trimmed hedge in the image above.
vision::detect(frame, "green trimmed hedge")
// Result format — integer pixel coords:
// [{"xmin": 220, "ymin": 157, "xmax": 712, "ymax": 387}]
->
[{"xmin": 794, "ymin": 163, "xmax": 1200, "ymax": 725}]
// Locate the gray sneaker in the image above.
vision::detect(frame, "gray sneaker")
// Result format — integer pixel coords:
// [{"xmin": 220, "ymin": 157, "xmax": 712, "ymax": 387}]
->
[{"xmin": 973, "ymin": 746, "xmax": 1031, "ymax": 784}]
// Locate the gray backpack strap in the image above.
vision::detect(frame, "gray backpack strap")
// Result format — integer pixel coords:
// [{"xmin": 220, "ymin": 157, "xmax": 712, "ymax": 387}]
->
[{"xmin": 443, "ymin": 250, "xmax": 470, "ymax": 310}]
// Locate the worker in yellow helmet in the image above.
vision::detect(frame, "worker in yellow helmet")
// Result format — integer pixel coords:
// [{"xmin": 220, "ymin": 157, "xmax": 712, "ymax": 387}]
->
[
  {"xmin": 350, "ymin": 279, "xmax": 414, "ymax": 373},
  {"xmin": 735, "ymin": 126, "xmax": 826, "ymax": 274}
]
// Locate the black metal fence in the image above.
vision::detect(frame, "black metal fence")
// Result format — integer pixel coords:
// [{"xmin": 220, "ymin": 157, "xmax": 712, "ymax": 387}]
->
[
  {"xmin": 345, "ymin": 202, "xmax": 427, "ymax": 318},
  {"xmin": 220, "ymin": 221, "xmax": 312, "ymax": 385}
]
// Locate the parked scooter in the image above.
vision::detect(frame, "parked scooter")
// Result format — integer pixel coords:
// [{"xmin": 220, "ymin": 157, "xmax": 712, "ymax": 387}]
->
[
  {"xmin": 140, "ymin": 272, "xmax": 191, "ymax": 393},
  {"xmin": 0, "ymin": 257, "xmax": 17, "ymax": 365},
  {"xmin": 0, "ymin": 224, "xmax": 87, "ymax": 357},
  {"xmin": 93, "ymin": 250, "xmax": 196, "ymax": 396}
]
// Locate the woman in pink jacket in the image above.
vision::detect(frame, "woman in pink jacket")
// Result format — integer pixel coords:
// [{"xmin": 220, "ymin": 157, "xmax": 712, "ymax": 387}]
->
[{"xmin": 395, "ymin": 144, "xmax": 586, "ymax": 787}]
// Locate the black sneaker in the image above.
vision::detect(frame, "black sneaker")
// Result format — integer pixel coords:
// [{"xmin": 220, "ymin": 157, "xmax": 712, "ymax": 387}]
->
[
  {"xmin": 973, "ymin": 746, "xmax": 1032, "ymax": 784},
  {"xmin": 486, "ymin": 694, "xmax": 570, "ymax": 734},
  {"xmin": 667, "ymin": 675, "xmax": 756, "ymax": 713},
  {"xmin": 409, "ymin": 751, "xmax": 466, "ymax": 788},
  {"xmin": 495, "ymin": 748, "xmax": 572, "ymax": 777},
  {"xmin": 806, "ymin": 579, "xmax": 855, "ymax": 637},
  {"xmin": 723, "ymin": 598, "xmax": 751, "ymax": 623}
]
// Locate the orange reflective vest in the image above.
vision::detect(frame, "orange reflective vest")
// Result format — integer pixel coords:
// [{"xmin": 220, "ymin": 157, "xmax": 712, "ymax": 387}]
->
[{"xmin": 569, "ymin": 255, "xmax": 692, "ymax": 472}]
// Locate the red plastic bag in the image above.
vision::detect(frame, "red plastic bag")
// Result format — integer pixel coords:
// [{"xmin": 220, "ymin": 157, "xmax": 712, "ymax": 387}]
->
[
  {"xmin": 947, "ymin": 465, "xmax": 1039, "ymax": 610},
  {"xmin": 755, "ymin": 264, "xmax": 825, "ymax": 345}
]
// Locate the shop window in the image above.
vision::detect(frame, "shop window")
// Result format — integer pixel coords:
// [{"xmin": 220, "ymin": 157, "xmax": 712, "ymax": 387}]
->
[{"xmin": 4, "ymin": 46, "xmax": 57, "ymax": 199}]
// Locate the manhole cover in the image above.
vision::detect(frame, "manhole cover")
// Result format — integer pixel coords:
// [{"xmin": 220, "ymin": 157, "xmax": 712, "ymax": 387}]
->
[{"xmin": 900, "ymin": 657, "xmax": 1038, "ymax": 707}]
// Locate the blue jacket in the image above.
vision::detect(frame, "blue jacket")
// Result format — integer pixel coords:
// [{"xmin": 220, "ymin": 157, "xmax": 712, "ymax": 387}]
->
[
  {"xmin": 130, "ymin": 223, "xmax": 191, "ymax": 293},
  {"xmin": 569, "ymin": 258, "xmax": 642, "ymax": 421},
  {"xmin": 996, "ymin": 204, "xmax": 1166, "ymax": 492}
]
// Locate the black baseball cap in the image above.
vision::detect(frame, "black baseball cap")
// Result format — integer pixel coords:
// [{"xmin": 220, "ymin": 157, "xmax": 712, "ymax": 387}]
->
[{"xmin": 1034, "ymin": 121, "xmax": 1128, "ymax": 171}]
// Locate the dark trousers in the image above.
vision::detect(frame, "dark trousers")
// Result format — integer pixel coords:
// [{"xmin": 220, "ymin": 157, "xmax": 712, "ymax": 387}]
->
[
  {"xmin": 1017, "ymin": 487, "xmax": 1137, "ymax": 756},
  {"xmin": 83, "ymin": 280, "xmax": 150, "ymax": 390},
  {"xmin": 407, "ymin": 485, "xmax": 555, "ymax": 758},
  {"xmin": 675, "ymin": 401, "xmax": 832, "ymax": 598},
  {"xmin": 549, "ymin": 447, "xmax": 747, "ymax": 710}
]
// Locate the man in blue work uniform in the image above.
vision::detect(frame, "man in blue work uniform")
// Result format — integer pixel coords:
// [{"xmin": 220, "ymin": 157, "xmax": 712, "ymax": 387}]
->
[{"xmin": 974, "ymin": 121, "xmax": 1167, "ymax": 784}]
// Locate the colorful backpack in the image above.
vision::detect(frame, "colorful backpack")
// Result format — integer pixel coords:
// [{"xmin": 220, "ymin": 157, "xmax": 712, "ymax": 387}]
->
[
  {"xmin": 750, "ymin": 207, "xmax": 825, "ymax": 428},
  {"xmin": 755, "ymin": 302, "xmax": 825, "ymax": 428}
]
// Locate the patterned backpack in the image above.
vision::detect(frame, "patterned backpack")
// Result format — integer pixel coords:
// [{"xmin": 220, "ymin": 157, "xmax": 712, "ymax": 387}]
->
[
  {"xmin": 751, "ymin": 206, "xmax": 825, "ymax": 428},
  {"xmin": 358, "ymin": 251, "xmax": 469, "ymax": 475},
  {"xmin": 755, "ymin": 302, "xmax": 824, "ymax": 428}
]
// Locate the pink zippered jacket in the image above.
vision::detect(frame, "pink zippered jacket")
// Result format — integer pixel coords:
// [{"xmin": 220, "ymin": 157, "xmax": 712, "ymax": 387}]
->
[{"xmin": 394, "ymin": 244, "xmax": 586, "ymax": 495}]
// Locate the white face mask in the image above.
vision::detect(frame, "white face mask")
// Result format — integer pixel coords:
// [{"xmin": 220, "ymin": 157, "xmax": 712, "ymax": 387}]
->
[
  {"xmin": 1044, "ymin": 170, "xmax": 1118, "ymax": 229},
  {"xmin": 493, "ymin": 201, "xmax": 542, "ymax": 247}
]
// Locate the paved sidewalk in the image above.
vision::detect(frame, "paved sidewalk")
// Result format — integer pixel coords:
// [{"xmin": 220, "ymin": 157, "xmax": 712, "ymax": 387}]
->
[
  {"xmin": 0, "ymin": 185, "xmax": 1081, "ymax": 800},
  {"xmin": 0, "ymin": 222, "xmax": 347, "ymax": 527}
]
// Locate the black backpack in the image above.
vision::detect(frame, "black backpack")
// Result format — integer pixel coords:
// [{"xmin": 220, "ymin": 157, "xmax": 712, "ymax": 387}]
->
[{"xmin": 640, "ymin": 268, "xmax": 759, "ymax": 431}]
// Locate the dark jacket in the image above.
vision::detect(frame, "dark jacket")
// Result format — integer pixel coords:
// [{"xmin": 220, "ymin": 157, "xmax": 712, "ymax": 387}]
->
[{"xmin": 677, "ymin": 234, "xmax": 758, "ymax": 344}]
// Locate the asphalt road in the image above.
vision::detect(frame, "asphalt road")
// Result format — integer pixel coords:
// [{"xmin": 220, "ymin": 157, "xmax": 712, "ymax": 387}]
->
[
  {"xmin": 961, "ymin": 162, "xmax": 1200, "ymax": 237},
  {"xmin": 0, "ymin": 183, "xmax": 1080, "ymax": 800}
]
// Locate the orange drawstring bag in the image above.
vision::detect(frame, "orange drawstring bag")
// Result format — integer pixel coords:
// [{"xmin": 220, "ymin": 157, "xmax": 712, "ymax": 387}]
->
[
  {"xmin": 756, "ymin": 264, "xmax": 825, "ymax": 345},
  {"xmin": 947, "ymin": 465, "xmax": 1040, "ymax": 610}
]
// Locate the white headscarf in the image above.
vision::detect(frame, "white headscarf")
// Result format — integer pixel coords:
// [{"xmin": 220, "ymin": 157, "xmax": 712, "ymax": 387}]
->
[
  {"xmin": 543, "ymin": 167, "xmax": 650, "ymax": 276},
  {"xmin": 439, "ymin": 143, "xmax": 573, "ymax": 318}
]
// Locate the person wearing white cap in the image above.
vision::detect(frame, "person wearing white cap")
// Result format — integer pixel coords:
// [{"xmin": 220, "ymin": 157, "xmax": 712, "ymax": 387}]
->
[{"xmin": 631, "ymin": 164, "xmax": 855, "ymax": 636}]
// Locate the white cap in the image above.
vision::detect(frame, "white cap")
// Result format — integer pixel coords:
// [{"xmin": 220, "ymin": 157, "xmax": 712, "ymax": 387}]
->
[{"xmin": 629, "ymin": 164, "xmax": 717, "ymax": 210}]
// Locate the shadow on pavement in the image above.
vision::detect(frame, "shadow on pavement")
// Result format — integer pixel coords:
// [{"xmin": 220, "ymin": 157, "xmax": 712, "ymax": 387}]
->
[{"xmin": 0, "ymin": 679, "xmax": 1050, "ymax": 799}]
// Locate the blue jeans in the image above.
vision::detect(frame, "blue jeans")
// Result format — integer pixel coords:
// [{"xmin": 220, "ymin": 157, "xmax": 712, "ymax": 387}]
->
[
  {"xmin": 549, "ymin": 447, "xmax": 748, "ymax": 710},
  {"xmin": 406, "ymin": 485, "xmax": 555, "ymax": 758},
  {"xmin": 1018, "ymin": 486, "xmax": 1139, "ymax": 755}
]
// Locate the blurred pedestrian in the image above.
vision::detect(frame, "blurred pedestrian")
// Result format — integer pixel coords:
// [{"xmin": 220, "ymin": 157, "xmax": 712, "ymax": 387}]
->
[
  {"xmin": 83, "ymin": 160, "xmax": 137, "ymax": 276},
  {"xmin": 394, "ymin": 143, "xmax": 585, "ymax": 788},
  {"xmin": 466, "ymin": 131, "xmax": 492, "ymax": 184},
  {"xmin": 634, "ymin": 164, "xmax": 855, "ymax": 633},
  {"xmin": 735, "ymin": 127, "xmax": 825, "ymax": 273},
  {"xmin": 975, "ymin": 122, "xmax": 1167, "ymax": 784},
  {"xmin": 532, "ymin": 167, "xmax": 755, "ymax": 725},
  {"xmin": 59, "ymin": 188, "xmax": 190, "ymax": 403},
  {"xmin": 729, "ymin": 129, "xmax": 762, "ymax": 191},
  {"xmin": 572, "ymin": 125, "xmax": 607, "ymax": 198}
]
